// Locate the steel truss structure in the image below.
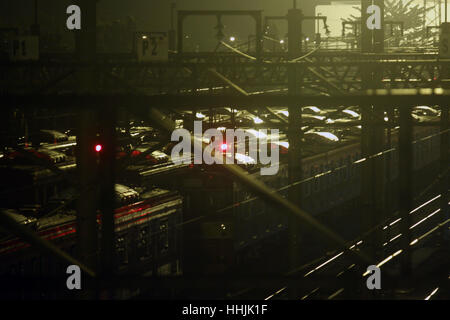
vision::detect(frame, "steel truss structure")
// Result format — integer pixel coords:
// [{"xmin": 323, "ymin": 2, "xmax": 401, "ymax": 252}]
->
[{"xmin": 1, "ymin": 52, "xmax": 449, "ymax": 96}]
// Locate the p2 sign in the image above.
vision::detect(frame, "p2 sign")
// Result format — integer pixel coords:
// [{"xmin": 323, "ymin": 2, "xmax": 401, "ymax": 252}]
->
[
  {"xmin": 136, "ymin": 32, "xmax": 168, "ymax": 62},
  {"xmin": 10, "ymin": 36, "xmax": 39, "ymax": 61},
  {"xmin": 440, "ymin": 23, "xmax": 450, "ymax": 58}
]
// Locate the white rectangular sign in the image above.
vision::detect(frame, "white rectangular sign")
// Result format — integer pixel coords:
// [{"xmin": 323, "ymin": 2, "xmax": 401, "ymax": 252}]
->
[
  {"xmin": 136, "ymin": 32, "xmax": 168, "ymax": 62},
  {"xmin": 9, "ymin": 36, "xmax": 39, "ymax": 61}
]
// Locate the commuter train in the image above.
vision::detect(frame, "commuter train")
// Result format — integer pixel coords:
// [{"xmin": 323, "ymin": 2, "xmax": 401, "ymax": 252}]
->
[
  {"xmin": 185, "ymin": 124, "xmax": 443, "ymax": 273},
  {"xmin": 0, "ymin": 183, "xmax": 183, "ymax": 299},
  {"xmin": 0, "ymin": 119, "xmax": 443, "ymax": 288}
]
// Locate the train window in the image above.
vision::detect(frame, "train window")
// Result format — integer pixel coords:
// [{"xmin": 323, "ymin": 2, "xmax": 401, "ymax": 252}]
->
[
  {"xmin": 303, "ymin": 168, "xmax": 311, "ymax": 197},
  {"xmin": 307, "ymin": 166, "xmax": 313, "ymax": 194},
  {"xmin": 330, "ymin": 161, "xmax": 336, "ymax": 185},
  {"xmin": 344, "ymin": 156, "xmax": 350, "ymax": 181},
  {"xmin": 31, "ymin": 257, "xmax": 40, "ymax": 276},
  {"xmin": 338, "ymin": 158, "xmax": 344, "ymax": 182},
  {"xmin": 281, "ymin": 167, "xmax": 288, "ymax": 185},
  {"xmin": 320, "ymin": 164, "xmax": 326, "ymax": 190},
  {"xmin": 328, "ymin": 163, "xmax": 334, "ymax": 187},
  {"xmin": 414, "ymin": 147, "xmax": 419, "ymax": 168},
  {"xmin": 253, "ymin": 196, "xmax": 259, "ymax": 216},
  {"xmin": 116, "ymin": 236, "xmax": 129, "ymax": 267},
  {"xmin": 41, "ymin": 256, "xmax": 48, "ymax": 276},
  {"xmin": 421, "ymin": 142, "xmax": 426, "ymax": 163},
  {"xmin": 137, "ymin": 226, "xmax": 151, "ymax": 261},
  {"xmin": 335, "ymin": 161, "xmax": 339, "ymax": 184},
  {"xmin": 351, "ymin": 154, "xmax": 358, "ymax": 176},
  {"xmin": 319, "ymin": 164, "xmax": 325, "ymax": 190},
  {"xmin": 313, "ymin": 166, "xmax": 319, "ymax": 192},
  {"xmin": 242, "ymin": 195, "xmax": 252, "ymax": 220},
  {"xmin": 328, "ymin": 163, "xmax": 333, "ymax": 187},
  {"xmin": 158, "ymin": 219, "xmax": 169, "ymax": 256},
  {"xmin": 310, "ymin": 166, "xmax": 315, "ymax": 179}
]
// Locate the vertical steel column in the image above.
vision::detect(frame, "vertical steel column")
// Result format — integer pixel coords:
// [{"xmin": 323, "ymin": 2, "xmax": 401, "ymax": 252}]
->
[
  {"xmin": 177, "ymin": 13, "xmax": 184, "ymax": 54},
  {"xmin": 99, "ymin": 106, "xmax": 117, "ymax": 291},
  {"xmin": 361, "ymin": 0, "xmax": 373, "ymax": 52},
  {"xmin": 373, "ymin": 0, "xmax": 385, "ymax": 257},
  {"xmin": 424, "ymin": 0, "xmax": 427, "ymax": 45},
  {"xmin": 361, "ymin": 0, "xmax": 375, "ymax": 261},
  {"xmin": 446, "ymin": 0, "xmax": 448, "ymax": 22},
  {"xmin": 373, "ymin": 0, "xmax": 385, "ymax": 53},
  {"xmin": 169, "ymin": 2, "xmax": 176, "ymax": 52},
  {"xmin": 399, "ymin": 106, "xmax": 413, "ymax": 278},
  {"xmin": 440, "ymin": 105, "xmax": 449, "ymax": 239},
  {"xmin": 440, "ymin": 42, "xmax": 449, "ymax": 242},
  {"xmin": 287, "ymin": 7, "xmax": 303, "ymax": 298},
  {"xmin": 75, "ymin": 0, "xmax": 98, "ymax": 295},
  {"xmin": 255, "ymin": 13, "xmax": 263, "ymax": 61},
  {"xmin": 385, "ymin": 107, "xmax": 394, "ymax": 241},
  {"xmin": 360, "ymin": 103, "xmax": 378, "ymax": 260},
  {"xmin": 31, "ymin": 0, "xmax": 40, "ymax": 36},
  {"xmin": 360, "ymin": 0, "xmax": 385, "ymax": 272}
]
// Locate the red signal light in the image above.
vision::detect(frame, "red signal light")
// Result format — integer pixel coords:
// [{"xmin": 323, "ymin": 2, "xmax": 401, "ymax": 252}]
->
[
  {"xmin": 95, "ymin": 144, "xmax": 102, "ymax": 152},
  {"xmin": 221, "ymin": 144, "xmax": 228, "ymax": 151}
]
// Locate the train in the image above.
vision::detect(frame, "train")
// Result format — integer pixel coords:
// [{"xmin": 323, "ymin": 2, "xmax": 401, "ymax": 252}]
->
[
  {"xmin": 0, "ymin": 180, "xmax": 182, "ymax": 299},
  {"xmin": 178, "ymin": 124, "xmax": 443, "ymax": 274},
  {"xmin": 0, "ymin": 109, "xmax": 444, "ymax": 296}
]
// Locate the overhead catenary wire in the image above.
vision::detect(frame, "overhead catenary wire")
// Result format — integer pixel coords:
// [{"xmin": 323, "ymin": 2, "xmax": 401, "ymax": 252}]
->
[{"xmin": 218, "ymin": 40, "xmax": 321, "ymax": 63}]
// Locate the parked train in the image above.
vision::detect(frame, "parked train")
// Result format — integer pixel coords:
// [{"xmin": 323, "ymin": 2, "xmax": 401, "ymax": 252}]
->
[
  {"xmin": 180, "ymin": 123, "xmax": 443, "ymax": 274},
  {"xmin": 0, "ymin": 183, "xmax": 183, "ymax": 299},
  {"xmin": 0, "ymin": 106, "xmax": 444, "ymax": 292}
]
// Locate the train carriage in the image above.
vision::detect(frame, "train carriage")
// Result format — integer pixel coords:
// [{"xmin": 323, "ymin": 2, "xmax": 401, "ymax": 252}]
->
[
  {"xmin": 188, "ymin": 123, "xmax": 443, "ymax": 273},
  {"xmin": 0, "ymin": 185, "xmax": 183, "ymax": 299}
]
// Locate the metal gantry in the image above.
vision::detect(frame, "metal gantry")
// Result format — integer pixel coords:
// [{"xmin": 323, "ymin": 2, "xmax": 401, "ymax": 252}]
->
[{"xmin": 2, "ymin": 53, "xmax": 449, "ymax": 97}]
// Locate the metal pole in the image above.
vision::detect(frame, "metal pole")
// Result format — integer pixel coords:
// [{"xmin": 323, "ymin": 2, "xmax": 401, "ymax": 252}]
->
[
  {"xmin": 34, "ymin": 0, "xmax": 38, "ymax": 25},
  {"xmin": 446, "ymin": 0, "xmax": 448, "ymax": 22},
  {"xmin": 424, "ymin": 0, "xmax": 427, "ymax": 44},
  {"xmin": 440, "ymin": 105, "xmax": 449, "ymax": 241},
  {"xmin": 361, "ymin": 0, "xmax": 372, "ymax": 52},
  {"xmin": 31, "ymin": 0, "xmax": 40, "ymax": 36},
  {"xmin": 177, "ymin": 12, "xmax": 184, "ymax": 54},
  {"xmin": 287, "ymin": 7, "xmax": 303, "ymax": 298},
  {"xmin": 169, "ymin": 2, "xmax": 176, "ymax": 51},
  {"xmin": 255, "ymin": 12, "xmax": 263, "ymax": 61},
  {"xmin": 99, "ymin": 106, "xmax": 117, "ymax": 293},
  {"xmin": 399, "ymin": 106, "xmax": 413, "ymax": 279},
  {"xmin": 374, "ymin": 0, "xmax": 385, "ymax": 52},
  {"xmin": 384, "ymin": 107, "xmax": 393, "ymax": 249},
  {"xmin": 360, "ymin": 1, "xmax": 386, "ymax": 283},
  {"xmin": 76, "ymin": 0, "xmax": 98, "ymax": 297}
]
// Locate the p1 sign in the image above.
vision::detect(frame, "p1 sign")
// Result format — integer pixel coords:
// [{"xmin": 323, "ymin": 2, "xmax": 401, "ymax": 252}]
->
[{"xmin": 10, "ymin": 36, "xmax": 39, "ymax": 61}]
